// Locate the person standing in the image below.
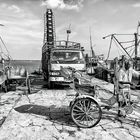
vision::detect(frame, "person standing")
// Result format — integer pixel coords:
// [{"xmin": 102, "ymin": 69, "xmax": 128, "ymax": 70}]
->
[
  {"xmin": 118, "ymin": 60, "xmax": 140, "ymax": 116},
  {"xmin": 118, "ymin": 60, "xmax": 140, "ymax": 85}
]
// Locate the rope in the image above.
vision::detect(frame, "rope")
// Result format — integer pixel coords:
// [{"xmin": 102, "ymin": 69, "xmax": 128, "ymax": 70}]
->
[
  {"xmin": 114, "ymin": 34, "xmax": 134, "ymax": 36},
  {"xmin": 128, "ymin": 45, "xmax": 135, "ymax": 55},
  {"xmin": 120, "ymin": 40, "xmax": 135, "ymax": 44},
  {"xmin": 125, "ymin": 44, "xmax": 135, "ymax": 50},
  {"xmin": 130, "ymin": 49, "xmax": 135, "ymax": 57},
  {"xmin": 0, "ymin": 36, "xmax": 13, "ymax": 60},
  {"xmin": 113, "ymin": 37, "xmax": 124, "ymax": 55}
]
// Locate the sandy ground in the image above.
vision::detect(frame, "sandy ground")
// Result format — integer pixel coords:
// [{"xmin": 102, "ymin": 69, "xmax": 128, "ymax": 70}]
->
[{"xmin": 0, "ymin": 87, "xmax": 140, "ymax": 140}]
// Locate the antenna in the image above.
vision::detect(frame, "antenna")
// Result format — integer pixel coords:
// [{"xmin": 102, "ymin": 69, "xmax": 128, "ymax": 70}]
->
[{"xmin": 66, "ymin": 24, "xmax": 71, "ymax": 47}]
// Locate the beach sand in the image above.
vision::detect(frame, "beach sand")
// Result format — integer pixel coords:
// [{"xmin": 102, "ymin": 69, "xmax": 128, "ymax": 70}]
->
[{"xmin": 0, "ymin": 88, "xmax": 140, "ymax": 140}]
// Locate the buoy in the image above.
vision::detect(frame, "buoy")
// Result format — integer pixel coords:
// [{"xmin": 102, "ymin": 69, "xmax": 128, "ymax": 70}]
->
[
  {"xmin": 15, "ymin": 66, "xmax": 20, "ymax": 75},
  {"xmin": 19, "ymin": 66, "xmax": 26, "ymax": 77},
  {"xmin": 9, "ymin": 66, "xmax": 15, "ymax": 78}
]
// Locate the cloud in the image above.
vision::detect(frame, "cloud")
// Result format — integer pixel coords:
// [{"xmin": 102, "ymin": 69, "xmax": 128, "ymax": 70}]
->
[
  {"xmin": 0, "ymin": 2, "xmax": 43, "ymax": 59},
  {"xmin": 1, "ymin": 3, "xmax": 7, "ymax": 8},
  {"xmin": 0, "ymin": 5, "xmax": 42, "ymax": 38},
  {"xmin": 132, "ymin": 3, "xmax": 140, "ymax": 8},
  {"xmin": 0, "ymin": 3, "xmax": 25, "ymax": 18},
  {"xmin": 1, "ymin": 3, "xmax": 21, "ymax": 13},
  {"xmin": 41, "ymin": 0, "xmax": 84, "ymax": 11},
  {"xmin": 8, "ymin": 5, "xmax": 21, "ymax": 13}
]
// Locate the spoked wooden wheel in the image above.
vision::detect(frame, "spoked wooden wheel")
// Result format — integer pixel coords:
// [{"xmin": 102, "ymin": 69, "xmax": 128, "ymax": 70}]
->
[{"xmin": 71, "ymin": 97, "xmax": 102, "ymax": 128}]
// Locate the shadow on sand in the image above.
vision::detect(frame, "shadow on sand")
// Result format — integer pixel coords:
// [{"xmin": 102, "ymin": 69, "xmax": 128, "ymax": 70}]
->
[
  {"xmin": 14, "ymin": 104, "xmax": 75, "ymax": 127},
  {"xmin": 14, "ymin": 104, "xmax": 140, "ymax": 129}
]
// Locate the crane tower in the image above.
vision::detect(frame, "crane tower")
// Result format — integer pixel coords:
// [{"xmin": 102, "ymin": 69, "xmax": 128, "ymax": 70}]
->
[{"xmin": 43, "ymin": 9, "xmax": 56, "ymax": 48}]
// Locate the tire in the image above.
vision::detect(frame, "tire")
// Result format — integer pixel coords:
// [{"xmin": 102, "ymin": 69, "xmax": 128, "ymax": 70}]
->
[{"xmin": 70, "ymin": 97, "xmax": 102, "ymax": 128}]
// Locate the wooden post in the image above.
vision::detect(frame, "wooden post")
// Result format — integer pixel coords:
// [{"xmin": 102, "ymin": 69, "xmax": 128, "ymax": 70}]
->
[
  {"xmin": 25, "ymin": 70, "xmax": 31, "ymax": 103},
  {"xmin": 113, "ymin": 57, "xmax": 119, "ymax": 95},
  {"xmin": 113, "ymin": 57, "xmax": 120, "ymax": 115}
]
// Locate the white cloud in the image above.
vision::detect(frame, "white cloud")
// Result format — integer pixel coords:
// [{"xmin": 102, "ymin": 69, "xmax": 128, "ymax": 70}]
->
[
  {"xmin": 41, "ymin": 0, "xmax": 83, "ymax": 11},
  {"xmin": 88, "ymin": 0, "xmax": 104, "ymax": 4},
  {"xmin": 41, "ymin": 0, "xmax": 62, "ymax": 8},
  {"xmin": 0, "ymin": 3, "xmax": 43, "ymax": 59},
  {"xmin": 0, "ymin": 18, "xmax": 42, "ymax": 27},
  {"xmin": 0, "ymin": 4, "xmax": 21, "ymax": 14},
  {"xmin": 0, "ymin": 3, "xmax": 25, "ymax": 18},
  {"xmin": 132, "ymin": 3, "xmax": 140, "ymax": 8},
  {"xmin": 1, "ymin": 3, "xmax": 7, "ymax": 8},
  {"xmin": 8, "ymin": 5, "xmax": 21, "ymax": 13}
]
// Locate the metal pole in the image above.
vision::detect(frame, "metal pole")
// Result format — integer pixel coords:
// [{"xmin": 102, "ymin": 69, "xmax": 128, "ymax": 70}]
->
[{"xmin": 66, "ymin": 29, "xmax": 71, "ymax": 48}]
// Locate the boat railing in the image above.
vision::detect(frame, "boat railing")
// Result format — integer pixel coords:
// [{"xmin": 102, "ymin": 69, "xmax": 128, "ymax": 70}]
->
[
  {"xmin": 55, "ymin": 40, "xmax": 81, "ymax": 49},
  {"xmin": 42, "ymin": 40, "xmax": 81, "ymax": 53}
]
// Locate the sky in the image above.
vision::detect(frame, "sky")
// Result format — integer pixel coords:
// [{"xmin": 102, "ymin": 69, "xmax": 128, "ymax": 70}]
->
[{"xmin": 0, "ymin": 0, "xmax": 140, "ymax": 60}]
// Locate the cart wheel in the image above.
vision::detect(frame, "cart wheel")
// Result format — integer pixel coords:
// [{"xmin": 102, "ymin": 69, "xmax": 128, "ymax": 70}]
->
[{"xmin": 71, "ymin": 97, "xmax": 102, "ymax": 128}]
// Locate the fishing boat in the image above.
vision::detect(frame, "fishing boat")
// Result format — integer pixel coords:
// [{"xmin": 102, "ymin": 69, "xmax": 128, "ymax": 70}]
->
[
  {"xmin": 87, "ymin": 22, "xmax": 140, "ymax": 87},
  {"xmin": 0, "ymin": 35, "xmax": 29, "ymax": 92}
]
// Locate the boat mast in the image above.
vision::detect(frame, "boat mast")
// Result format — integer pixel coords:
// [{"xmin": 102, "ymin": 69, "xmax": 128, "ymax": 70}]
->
[{"xmin": 89, "ymin": 27, "xmax": 95, "ymax": 58}]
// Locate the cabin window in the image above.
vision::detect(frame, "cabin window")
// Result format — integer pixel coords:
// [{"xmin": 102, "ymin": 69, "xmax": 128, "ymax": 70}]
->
[{"xmin": 52, "ymin": 51, "xmax": 83, "ymax": 60}]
